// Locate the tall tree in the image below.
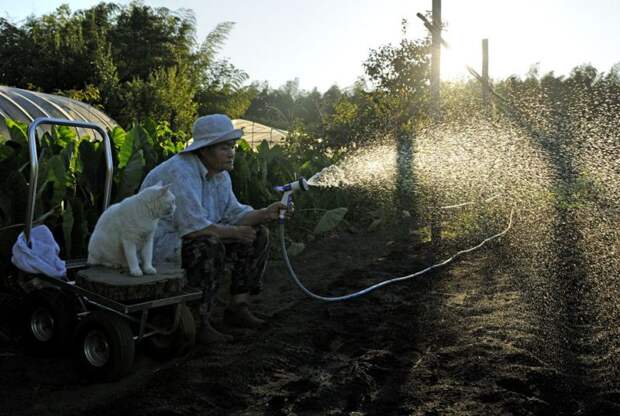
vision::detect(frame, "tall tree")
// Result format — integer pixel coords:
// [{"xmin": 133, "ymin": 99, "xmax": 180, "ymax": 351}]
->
[{"xmin": 0, "ymin": 3, "xmax": 248, "ymax": 132}]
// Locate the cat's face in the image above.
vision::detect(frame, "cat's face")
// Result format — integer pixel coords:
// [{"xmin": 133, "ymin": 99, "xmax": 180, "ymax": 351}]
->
[
  {"xmin": 143, "ymin": 183, "xmax": 176, "ymax": 218},
  {"xmin": 160, "ymin": 188, "xmax": 176, "ymax": 217}
]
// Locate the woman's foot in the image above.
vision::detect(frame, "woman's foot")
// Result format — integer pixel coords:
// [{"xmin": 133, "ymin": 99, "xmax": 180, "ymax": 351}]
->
[{"xmin": 197, "ymin": 320, "xmax": 234, "ymax": 345}]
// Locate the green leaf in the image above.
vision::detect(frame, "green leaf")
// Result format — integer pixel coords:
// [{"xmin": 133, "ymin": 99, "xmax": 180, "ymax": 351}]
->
[
  {"xmin": 78, "ymin": 140, "xmax": 103, "ymax": 193},
  {"xmin": 110, "ymin": 126, "xmax": 126, "ymax": 153},
  {"xmin": 232, "ymin": 152, "xmax": 251, "ymax": 199},
  {"xmin": 117, "ymin": 150, "xmax": 146, "ymax": 200},
  {"xmin": 313, "ymin": 207, "xmax": 348, "ymax": 234},
  {"xmin": 0, "ymin": 144, "xmax": 15, "ymax": 162},
  {"xmin": 367, "ymin": 217, "xmax": 383, "ymax": 232},
  {"xmin": 132, "ymin": 126, "xmax": 157, "ymax": 169},
  {"xmin": 117, "ymin": 127, "xmax": 135, "ymax": 169},
  {"xmin": 175, "ymin": 141, "xmax": 186, "ymax": 153},
  {"xmin": 158, "ymin": 138, "xmax": 176, "ymax": 156},
  {"xmin": 46, "ymin": 155, "xmax": 67, "ymax": 207},
  {"xmin": 54, "ymin": 125, "xmax": 77, "ymax": 148},
  {"xmin": 5, "ymin": 118, "xmax": 28, "ymax": 148},
  {"xmin": 299, "ymin": 160, "xmax": 314, "ymax": 175},
  {"xmin": 257, "ymin": 140, "xmax": 270, "ymax": 157},
  {"xmin": 236, "ymin": 138, "xmax": 252, "ymax": 153},
  {"xmin": 39, "ymin": 131, "xmax": 52, "ymax": 151},
  {"xmin": 60, "ymin": 141, "xmax": 75, "ymax": 172},
  {"xmin": 286, "ymin": 241, "xmax": 305, "ymax": 257},
  {"xmin": 62, "ymin": 201, "xmax": 74, "ymax": 258},
  {"xmin": 142, "ymin": 118, "xmax": 158, "ymax": 139}
]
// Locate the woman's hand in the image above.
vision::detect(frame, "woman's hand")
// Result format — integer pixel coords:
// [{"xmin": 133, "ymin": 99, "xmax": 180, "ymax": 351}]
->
[
  {"xmin": 229, "ymin": 225, "xmax": 257, "ymax": 243},
  {"xmin": 236, "ymin": 202, "xmax": 293, "ymax": 226},
  {"xmin": 263, "ymin": 201, "xmax": 291, "ymax": 221}
]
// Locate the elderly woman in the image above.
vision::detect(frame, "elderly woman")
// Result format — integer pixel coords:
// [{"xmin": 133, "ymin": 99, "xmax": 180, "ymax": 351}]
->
[{"xmin": 140, "ymin": 114, "xmax": 287, "ymax": 344}]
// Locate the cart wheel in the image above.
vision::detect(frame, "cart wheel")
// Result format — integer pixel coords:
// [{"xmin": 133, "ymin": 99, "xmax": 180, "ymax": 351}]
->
[
  {"xmin": 145, "ymin": 304, "xmax": 195, "ymax": 360},
  {"xmin": 75, "ymin": 311, "xmax": 135, "ymax": 381},
  {"xmin": 22, "ymin": 288, "xmax": 76, "ymax": 355}
]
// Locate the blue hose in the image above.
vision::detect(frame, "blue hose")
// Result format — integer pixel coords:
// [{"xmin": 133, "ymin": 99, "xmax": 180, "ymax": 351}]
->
[{"xmin": 279, "ymin": 209, "xmax": 514, "ymax": 302}]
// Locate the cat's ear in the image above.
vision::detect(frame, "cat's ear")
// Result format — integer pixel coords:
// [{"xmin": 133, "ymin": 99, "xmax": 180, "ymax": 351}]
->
[
  {"xmin": 155, "ymin": 180, "xmax": 164, "ymax": 187},
  {"xmin": 159, "ymin": 183, "xmax": 172, "ymax": 193}
]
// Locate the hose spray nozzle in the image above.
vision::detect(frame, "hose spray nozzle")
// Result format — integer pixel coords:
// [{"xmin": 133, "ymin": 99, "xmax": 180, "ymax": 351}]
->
[{"xmin": 274, "ymin": 177, "xmax": 309, "ymax": 220}]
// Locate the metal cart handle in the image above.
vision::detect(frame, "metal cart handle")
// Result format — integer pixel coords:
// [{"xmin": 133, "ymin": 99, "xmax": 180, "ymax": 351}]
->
[{"xmin": 25, "ymin": 117, "xmax": 114, "ymax": 245}]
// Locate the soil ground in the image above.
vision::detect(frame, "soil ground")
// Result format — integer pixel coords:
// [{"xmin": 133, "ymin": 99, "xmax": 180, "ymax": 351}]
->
[{"xmin": 1, "ymin": 226, "xmax": 619, "ymax": 416}]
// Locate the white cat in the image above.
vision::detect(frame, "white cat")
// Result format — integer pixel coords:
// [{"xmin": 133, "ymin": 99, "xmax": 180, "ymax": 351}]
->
[{"xmin": 87, "ymin": 182, "xmax": 176, "ymax": 277}]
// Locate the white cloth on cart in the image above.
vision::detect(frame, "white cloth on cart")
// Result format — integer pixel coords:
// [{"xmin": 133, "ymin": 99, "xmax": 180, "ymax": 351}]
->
[{"xmin": 11, "ymin": 225, "xmax": 66, "ymax": 278}]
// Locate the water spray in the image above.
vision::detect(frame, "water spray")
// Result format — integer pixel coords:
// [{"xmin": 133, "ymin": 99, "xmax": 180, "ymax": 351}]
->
[{"xmin": 276, "ymin": 175, "xmax": 515, "ymax": 302}]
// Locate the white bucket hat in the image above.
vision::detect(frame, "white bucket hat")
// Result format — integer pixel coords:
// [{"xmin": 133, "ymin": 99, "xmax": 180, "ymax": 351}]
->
[{"xmin": 180, "ymin": 114, "xmax": 243, "ymax": 153}]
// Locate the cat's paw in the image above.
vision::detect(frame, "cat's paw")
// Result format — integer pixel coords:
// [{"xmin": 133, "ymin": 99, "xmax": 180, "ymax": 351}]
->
[
  {"xmin": 129, "ymin": 268, "xmax": 143, "ymax": 277},
  {"xmin": 143, "ymin": 265, "xmax": 157, "ymax": 275}
]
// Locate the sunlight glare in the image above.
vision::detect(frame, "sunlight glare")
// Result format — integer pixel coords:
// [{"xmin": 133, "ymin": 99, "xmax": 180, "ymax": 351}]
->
[{"xmin": 442, "ymin": 43, "xmax": 479, "ymax": 80}]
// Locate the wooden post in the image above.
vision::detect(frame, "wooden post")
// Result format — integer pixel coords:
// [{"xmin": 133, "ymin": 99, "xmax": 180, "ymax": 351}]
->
[
  {"xmin": 430, "ymin": 0, "xmax": 442, "ymax": 118},
  {"xmin": 482, "ymin": 38, "xmax": 489, "ymax": 108},
  {"xmin": 430, "ymin": 0, "xmax": 442, "ymax": 249}
]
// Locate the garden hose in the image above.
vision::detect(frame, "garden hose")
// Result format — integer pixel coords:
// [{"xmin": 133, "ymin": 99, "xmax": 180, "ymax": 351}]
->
[{"xmin": 279, "ymin": 208, "xmax": 515, "ymax": 302}]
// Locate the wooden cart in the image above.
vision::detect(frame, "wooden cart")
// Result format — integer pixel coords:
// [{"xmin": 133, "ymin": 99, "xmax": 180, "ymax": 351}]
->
[{"xmin": 13, "ymin": 117, "xmax": 201, "ymax": 381}]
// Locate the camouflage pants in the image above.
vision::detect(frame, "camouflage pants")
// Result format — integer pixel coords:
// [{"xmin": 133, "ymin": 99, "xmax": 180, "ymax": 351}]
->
[{"xmin": 181, "ymin": 225, "xmax": 270, "ymax": 324}]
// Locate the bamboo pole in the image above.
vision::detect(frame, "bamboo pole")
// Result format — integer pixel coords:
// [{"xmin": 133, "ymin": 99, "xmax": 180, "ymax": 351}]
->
[
  {"xmin": 431, "ymin": 0, "xmax": 442, "ymax": 118},
  {"xmin": 482, "ymin": 38, "xmax": 490, "ymax": 108},
  {"xmin": 430, "ymin": 0, "xmax": 442, "ymax": 249}
]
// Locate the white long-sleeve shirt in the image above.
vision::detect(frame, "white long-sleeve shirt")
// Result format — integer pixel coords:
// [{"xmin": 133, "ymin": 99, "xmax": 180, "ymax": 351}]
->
[{"xmin": 140, "ymin": 152, "xmax": 253, "ymax": 264}]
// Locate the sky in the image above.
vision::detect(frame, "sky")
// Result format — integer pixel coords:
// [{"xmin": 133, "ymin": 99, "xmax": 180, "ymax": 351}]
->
[{"xmin": 1, "ymin": 0, "xmax": 619, "ymax": 93}]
